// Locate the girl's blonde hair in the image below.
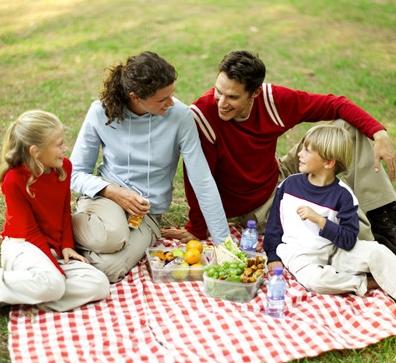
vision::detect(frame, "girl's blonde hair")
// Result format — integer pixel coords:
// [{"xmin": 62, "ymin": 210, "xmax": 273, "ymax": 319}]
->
[
  {"xmin": 0, "ymin": 110, "xmax": 66, "ymax": 197},
  {"xmin": 302, "ymin": 124, "xmax": 353, "ymax": 175}
]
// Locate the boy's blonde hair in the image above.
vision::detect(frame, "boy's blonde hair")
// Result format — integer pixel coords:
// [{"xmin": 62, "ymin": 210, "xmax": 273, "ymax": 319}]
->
[
  {"xmin": 302, "ymin": 124, "xmax": 352, "ymax": 175},
  {"xmin": 0, "ymin": 110, "xmax": 66, "ymax": 197}
]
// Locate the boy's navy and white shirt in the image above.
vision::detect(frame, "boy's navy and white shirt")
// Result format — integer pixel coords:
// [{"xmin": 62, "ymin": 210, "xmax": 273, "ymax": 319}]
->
[{"xmin": 264, "ymin": 173, "xmax": 360, "ymax": 264}]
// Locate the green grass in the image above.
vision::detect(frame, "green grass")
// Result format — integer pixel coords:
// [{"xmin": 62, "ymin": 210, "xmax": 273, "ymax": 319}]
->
[{"xmin": 0, "ymin": 0, "xmax": 395, "ymax": 361}]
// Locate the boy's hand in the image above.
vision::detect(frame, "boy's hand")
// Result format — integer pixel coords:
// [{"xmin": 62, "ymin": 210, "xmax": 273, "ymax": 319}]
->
[
  {"xmin": 62, "ymin": 248, "xmax": 88, "ymax": 264},
  {"xmin": 297, "ymin": 206, "xmax": 326, "ymax": 229},
  {"xmin": 255, "ymin": 239, "xmax": 264, "ymax": 252},
  {"xmin": 267, "ymin": 260, "xmax": 283, "ymax": 272}
]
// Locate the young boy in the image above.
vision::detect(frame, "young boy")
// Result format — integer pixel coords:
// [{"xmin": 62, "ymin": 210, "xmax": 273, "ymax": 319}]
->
[{"xmin": 264, "ymin": 125, "xmax": 396, "ymax": 299}]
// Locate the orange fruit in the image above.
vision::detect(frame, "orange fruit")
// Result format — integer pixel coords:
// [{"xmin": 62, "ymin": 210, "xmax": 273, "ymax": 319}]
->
[
  {"xmin": 184, "ymin": 248, "xmax": 201, "ymax": 265},
  {"xmin": 186, "ymin": 239, "xmax": 203, "ymax": 253}
]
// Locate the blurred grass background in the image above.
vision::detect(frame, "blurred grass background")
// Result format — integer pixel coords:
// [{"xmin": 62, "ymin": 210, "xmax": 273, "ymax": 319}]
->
[{"xmin": 0, "ymin": 0, "xmax": 395, "ymax": 361}]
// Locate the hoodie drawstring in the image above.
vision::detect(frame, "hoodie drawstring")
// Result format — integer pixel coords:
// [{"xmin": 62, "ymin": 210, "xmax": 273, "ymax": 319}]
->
[{"xmin": 128, "ymin": 115, "xmax": 151, "ymax": 198}]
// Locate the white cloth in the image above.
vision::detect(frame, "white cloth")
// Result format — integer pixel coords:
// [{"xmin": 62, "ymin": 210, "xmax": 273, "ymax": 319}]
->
[
  {"xmin": 0, "ymin": 237, "xmax": 110, "ymax": 311},
  {"xmin": 278, "ymin": 240, "xmax": 396, "ymax": 299}
]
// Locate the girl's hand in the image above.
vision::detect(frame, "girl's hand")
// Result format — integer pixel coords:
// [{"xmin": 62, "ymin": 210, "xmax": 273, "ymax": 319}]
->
[{"xmin": 62, "ymin": 248, "xmax": 88, "ymax": 264}]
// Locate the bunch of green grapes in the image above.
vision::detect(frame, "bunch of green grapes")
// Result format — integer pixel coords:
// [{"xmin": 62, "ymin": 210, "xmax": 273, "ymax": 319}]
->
[{"xmin": 205, "ymin": 261, "xmax": 246, "ymax": 282}]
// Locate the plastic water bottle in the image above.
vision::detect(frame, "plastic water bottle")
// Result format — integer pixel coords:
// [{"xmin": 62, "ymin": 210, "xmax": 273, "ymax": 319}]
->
[
  {"xmin": 239, "ymin": 219, "xmax": 258, "ymax": 252},
  {"xmin": 266, "ymin": 267, "xmax": 286, "ymax": 318}
]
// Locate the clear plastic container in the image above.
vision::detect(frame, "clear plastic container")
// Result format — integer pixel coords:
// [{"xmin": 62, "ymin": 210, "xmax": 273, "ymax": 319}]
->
[
  {"xmin": 203, "ymin": 272, "xmax": 263, "ymax": 303},
  {"xmin": 146, "ymin": 247, "xmax": 214, "ymax": 283}
]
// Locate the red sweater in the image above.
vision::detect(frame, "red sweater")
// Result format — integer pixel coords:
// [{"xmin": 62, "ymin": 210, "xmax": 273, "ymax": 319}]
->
[
  {"xmin": 185, "ymin": 84, "xmax": 385, "ymax": 239},
  {"xmin": 1, "ymin": 158, "xmax": 75, "ymax": 274}
]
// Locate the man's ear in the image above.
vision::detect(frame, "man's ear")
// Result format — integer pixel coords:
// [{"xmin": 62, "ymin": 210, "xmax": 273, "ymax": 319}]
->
[
  {"xmin": 324, "ymin": 159, "xmax": 336, "ymax": 170},
  {"xmin": 29, "ymin": 145, "xmax": 40, "ymax": 159},
  {"xmin": 251, "ymin": 87, "xmax": 262, "ymax": 99}
]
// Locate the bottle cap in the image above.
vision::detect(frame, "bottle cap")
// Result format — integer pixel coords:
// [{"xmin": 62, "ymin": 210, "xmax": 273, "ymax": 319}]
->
[
  {"xmin": 247, "ymin": 219, "xmax": 256, "ymax": 228},
  {"xmin": 274, "ymin": 266, "xmax": 283, "ymax": 275}
]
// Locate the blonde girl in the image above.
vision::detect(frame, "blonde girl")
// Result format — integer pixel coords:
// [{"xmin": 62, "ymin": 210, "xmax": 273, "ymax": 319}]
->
[{"xmin": 0, "ymin": 110, "xmax": 109, "ymax": 311}]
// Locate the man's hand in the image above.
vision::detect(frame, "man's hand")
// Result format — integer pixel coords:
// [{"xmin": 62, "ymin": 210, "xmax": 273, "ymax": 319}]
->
[
  {"xmin": 100, "ymin": 184, "xmax": 150, "ymax": 216},
  {"xmin": 267, "ymin": 260, "xmax": 283, "ymax": 272},
  {"xmin": 161, "ymin": 227, "xmax": 198, "ymax": 244},
  {"xmin": 297, "ymin": 206, "xmax": 326, "ymax": 229},
  {"xmin": 62, "ymin": 248, "xmax": 88, "ymax": 264},
  {"xmin": 373, "ymin": 130, "xmax": 396, "ymax": 180}
]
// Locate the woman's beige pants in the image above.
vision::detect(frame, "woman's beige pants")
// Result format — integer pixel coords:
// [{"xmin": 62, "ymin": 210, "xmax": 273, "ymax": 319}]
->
[{"xmin": 72, "ymin": 196, "xmax": 160, "ymax": 283}]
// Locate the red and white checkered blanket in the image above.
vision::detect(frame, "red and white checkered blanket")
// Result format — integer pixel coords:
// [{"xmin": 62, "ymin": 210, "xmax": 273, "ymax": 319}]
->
[{"xmin": 9, "ymin": 229, "xmax": 396, "ymax": 363}]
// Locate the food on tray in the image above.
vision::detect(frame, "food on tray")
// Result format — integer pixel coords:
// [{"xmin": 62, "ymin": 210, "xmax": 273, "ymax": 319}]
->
[
  {"xmin": 172, "ymin": 248, "xmax": 184, "ymax": 258},
  {"xmin": 222, "ymin": 236, "xmax": 248, "ymax": 263},
  {"xmin": 186, "ymin": 239, "xmax": 203, "ymax": 253},
  {"xmin": 205, "ymin": 255, "xmax": 266, "ymax": 283},
  {"xmin": 146, "ymin": 245, "xmax": 213, "ymax": 282},
  {"xmin": 171, "ymin": 261, "xmax": 190, "ymax": 280},
  {"xmin": 203, "ymin": 255, "xmax": 266, "ymax": 302},
  {"xmin": 184, "ymin": 248, "xmax": 201, "ymax": 264},
  {"xmin": 240, "ymin": 256, "xmax": 266, "ymax": 283},
  {"xmin": 153, "ymin": 250, "xmax": 175, "ymax": 262}
]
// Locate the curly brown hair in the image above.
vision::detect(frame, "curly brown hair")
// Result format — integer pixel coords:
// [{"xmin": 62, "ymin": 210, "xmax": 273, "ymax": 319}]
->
[{"xmin": 100, "ymin": 51, "xmax": 177, "ymax": 124}]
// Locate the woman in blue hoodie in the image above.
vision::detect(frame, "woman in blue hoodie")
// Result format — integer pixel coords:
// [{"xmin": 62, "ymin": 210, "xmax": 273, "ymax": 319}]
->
[{"xmin": 70, "ymin": 51, "xmax": 229, "ymax": 282}]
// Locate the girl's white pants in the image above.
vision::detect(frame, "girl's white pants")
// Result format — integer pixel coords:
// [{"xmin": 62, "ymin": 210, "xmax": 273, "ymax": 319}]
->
[{"xmin": 0, "ymin": 238, "xmax": 110, "ymax": 312}]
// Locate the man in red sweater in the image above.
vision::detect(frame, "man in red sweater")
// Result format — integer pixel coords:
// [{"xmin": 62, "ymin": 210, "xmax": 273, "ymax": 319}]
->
[{"xmin": 162, "ymin": 50, "xmax": 396, "ymax": 253}]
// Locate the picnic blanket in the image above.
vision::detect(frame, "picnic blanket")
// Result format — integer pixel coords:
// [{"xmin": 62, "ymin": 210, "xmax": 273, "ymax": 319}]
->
[{"xmin": 8, "ymin": 227, "xmax": 396, "ymax": 363}]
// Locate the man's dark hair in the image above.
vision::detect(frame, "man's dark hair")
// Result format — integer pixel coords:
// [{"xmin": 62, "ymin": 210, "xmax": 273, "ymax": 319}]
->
[
  {"xmin": 100, "ymin": 51, "xmax": 177, "ymax": 123},
  {"xmin": 219, "ymin": 50, "xmax": 266, "ymax": 94}
]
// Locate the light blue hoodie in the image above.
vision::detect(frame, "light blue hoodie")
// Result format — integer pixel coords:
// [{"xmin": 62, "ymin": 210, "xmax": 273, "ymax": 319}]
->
[{"xmin": 70, "ymin": 98, "xmax": 229, "ymax": 243}]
